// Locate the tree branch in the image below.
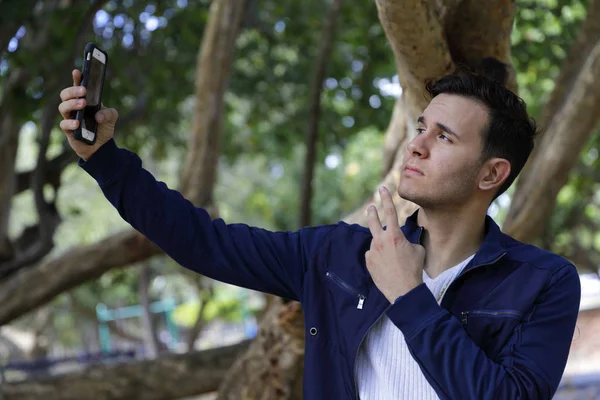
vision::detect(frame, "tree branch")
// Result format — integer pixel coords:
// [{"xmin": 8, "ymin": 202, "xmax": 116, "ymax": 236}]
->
[
  {"xmin": 0, "ymin": 230, "xmax": 162, "ymax": 326},
  {"xmin": 381, "ymin": 98, "xmax": 406, "ymax": 176},
  {"xmin": 375, "ymin": 0, "xmax": 454, "ymax": 113},
  {"xmin": 538, "ymin": 0, "xmax": 600, "ymax": 128},
  {"xmin": 503, "ymin": 37, "xmax": 600, "ymax": 242},
  {"xmin": 443, "ymin": 0, "xmax": 518, "ymax": 91},
  {"xmin": 512, "ymin": 0, "xmax": 600, "ymax": 206},
  {"xmin": 0, "ymin": 101, "xmax": 62, "ymax": 279},
  {"xmin": 299, "ymin": 0, "xmax": 343, "ymax": 227},
  {"xmin": 180, "ymin": 0, "xmax": 248, "ymax": 207},
  {"xmin": 2, "ymin": 340, "xmax": 250, "ymax": 400},
  {"xmin": 0, "ymin": 0, "xmax": 109, "ymax": 278},
  {"xmin": 14, "ymin": 151, "xmax": 76, "ymax": 196}
]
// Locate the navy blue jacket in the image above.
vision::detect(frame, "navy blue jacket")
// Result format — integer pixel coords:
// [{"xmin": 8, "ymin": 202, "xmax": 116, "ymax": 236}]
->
[{"xmin": 81, "ymin": 139, "xmax": 581, "ymax": 399}]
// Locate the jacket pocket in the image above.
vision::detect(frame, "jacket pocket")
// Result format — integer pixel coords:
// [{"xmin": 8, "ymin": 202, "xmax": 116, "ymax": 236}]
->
[
  {"xmin": 325, "ymin": 271, "xmax": 366, "ymax": 309},
  {"xmin": 460, "ymin": 309, "xmax": 523, "ymax": 358},
  {"xmin": 461, "ymin": 309, "xmax": 522, "ymax": 325}
]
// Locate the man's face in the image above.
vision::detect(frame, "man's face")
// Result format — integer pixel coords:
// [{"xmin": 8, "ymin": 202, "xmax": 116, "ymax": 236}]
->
[{"xmin": 398, "ymin": 93, "xmax": 490, "ymax": 209}]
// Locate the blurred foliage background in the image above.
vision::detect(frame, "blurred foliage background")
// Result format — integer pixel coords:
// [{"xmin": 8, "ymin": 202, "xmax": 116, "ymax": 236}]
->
[{"xmin": 1, "ymin": 0, "xmax": 599, "ymax": 369}]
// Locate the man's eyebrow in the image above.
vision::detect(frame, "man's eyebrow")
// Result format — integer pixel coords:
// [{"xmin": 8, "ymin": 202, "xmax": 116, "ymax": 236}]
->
[{"xmin": 417, "ymin": 115, "xmax": 460, "ymax": 139}]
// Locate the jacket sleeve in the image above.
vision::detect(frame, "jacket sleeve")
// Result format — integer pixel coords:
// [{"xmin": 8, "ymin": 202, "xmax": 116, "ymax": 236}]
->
[
  {"xmin": 79, "ymin": 139, "xmax": 334, "ymax": 302},
  {"xmin": 385, "ymin": 263, "xmax": 581, "ymax": 399}
]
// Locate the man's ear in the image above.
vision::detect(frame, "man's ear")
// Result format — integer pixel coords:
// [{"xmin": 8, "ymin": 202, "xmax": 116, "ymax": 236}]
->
[{"xmin": 478, "ymin": 158, "xmax": 511, "ymax": 193}]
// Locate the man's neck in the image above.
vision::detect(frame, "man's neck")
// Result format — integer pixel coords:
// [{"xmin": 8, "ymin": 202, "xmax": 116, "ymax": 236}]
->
[{"xmin": 417, "ymin": 207, "xmax": 487, "ymax": 279}]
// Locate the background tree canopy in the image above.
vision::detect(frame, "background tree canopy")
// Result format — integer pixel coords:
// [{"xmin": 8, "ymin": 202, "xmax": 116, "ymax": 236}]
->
[{"xmin": 0, "ymin": 0, "xmax": 599, "ymax": 398}]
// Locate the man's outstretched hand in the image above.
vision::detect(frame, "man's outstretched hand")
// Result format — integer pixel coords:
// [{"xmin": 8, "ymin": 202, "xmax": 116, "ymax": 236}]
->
[
  {"xmin": 58, "ymin": 69, "xmax": 118, "ymax": 161},
  {"xmin": 365, "ymin": 186, "xmax": 425, "ymax": 303}
]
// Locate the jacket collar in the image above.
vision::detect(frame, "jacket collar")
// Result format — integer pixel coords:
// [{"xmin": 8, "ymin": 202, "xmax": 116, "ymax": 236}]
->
[{"xmin": 401, "ymin": 209, "xmax": 507, "ymax": 272}]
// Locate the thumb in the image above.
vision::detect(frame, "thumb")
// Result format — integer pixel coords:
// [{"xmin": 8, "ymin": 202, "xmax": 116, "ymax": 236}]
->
[{"xmin": 95, "ymin": 107, "xmax": 119, "ymax": 125}]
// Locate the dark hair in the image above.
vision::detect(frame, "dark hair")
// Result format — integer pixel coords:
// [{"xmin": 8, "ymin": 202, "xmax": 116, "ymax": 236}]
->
[{"xmin": 425, "ymin": 58, "xmax": 538, "ymax": 200}]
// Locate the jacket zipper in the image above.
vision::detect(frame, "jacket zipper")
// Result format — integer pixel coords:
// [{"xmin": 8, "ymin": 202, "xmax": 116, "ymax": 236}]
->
[
  {"xmin": 326, "ymin": 271, "xmax": 366, "ymax": 309},
  {"xmin": 461, "ymin": 309, "xmax": 522, "ymax": 325},
  {"xmin": 324, "ymin": 271, "xmax": 371, "ymax": 398}
]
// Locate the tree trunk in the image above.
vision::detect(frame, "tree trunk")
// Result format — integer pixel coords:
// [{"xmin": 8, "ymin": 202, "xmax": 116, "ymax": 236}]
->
[
  {"xmin": 180, "ymin": 0, "xmax": 247, "ymax": 209},
  {"xmin": 1, "ymin": 340, "xmax": 250, "ymax": 400},
  {"xmin": 138, "ymin": 264, "xmax": 160, "ymax": 359},
  {"xmin": 299, "ymin": 0, "xmax": 343, "ymax": 227},
  {"xmin": 216, "ymin": 299, "xmax": 305, "ymax": 400},
  {"xmin": 0, "ymin": 115, "xmax": 19, "ymax": 262}
]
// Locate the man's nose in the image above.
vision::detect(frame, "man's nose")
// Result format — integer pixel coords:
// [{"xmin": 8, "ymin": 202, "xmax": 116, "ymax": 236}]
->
[{"xmin": 407, "ymin": 133, "xmax": 429, "ymax": 158}]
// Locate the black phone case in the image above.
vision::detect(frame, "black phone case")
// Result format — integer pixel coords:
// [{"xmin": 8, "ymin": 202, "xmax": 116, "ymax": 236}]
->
[{"xmin": 73, "ymin": 42, "xmax": 108, "ymax": 145}]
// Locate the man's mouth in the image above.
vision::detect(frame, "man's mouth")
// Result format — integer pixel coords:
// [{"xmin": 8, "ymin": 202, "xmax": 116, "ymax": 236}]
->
[{"xmin": 404, "ymin": 165, "xmax": 424, "ymax": 175}]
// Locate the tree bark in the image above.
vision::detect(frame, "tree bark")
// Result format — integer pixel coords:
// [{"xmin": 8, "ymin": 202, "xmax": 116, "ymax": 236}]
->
[
  {"xmin": 216, "ymin": 299, "xmax": 305, "ymax": 400},
  {"xmin": 1, "ymin": 340, "xmax": 250, "ymax": 400},
  {"xmin": 299, "ymin": 0, "xmax": 343, "ymax": 227}
]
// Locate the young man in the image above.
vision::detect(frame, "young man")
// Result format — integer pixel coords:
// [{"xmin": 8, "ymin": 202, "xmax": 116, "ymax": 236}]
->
[{"xmin": 59, "ymin": 65, "xmax": 580, "ymax": 399}]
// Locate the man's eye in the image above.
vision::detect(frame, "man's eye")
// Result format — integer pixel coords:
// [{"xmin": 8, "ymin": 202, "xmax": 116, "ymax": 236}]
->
[
  {"xmin": 438, "ymin": 134, "xmax": 451, "ymax": 142},
  {"xmin": 416, "ymin": 128, "xmax": 425, "ymax": 135}
]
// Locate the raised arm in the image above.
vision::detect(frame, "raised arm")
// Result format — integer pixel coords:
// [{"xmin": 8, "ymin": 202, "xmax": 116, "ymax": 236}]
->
[{"xmin": 58, "ymin": 70, "xmax": 335, "ymax": 301}]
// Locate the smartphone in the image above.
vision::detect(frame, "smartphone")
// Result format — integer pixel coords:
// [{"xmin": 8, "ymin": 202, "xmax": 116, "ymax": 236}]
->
[{"xmin": 73, "ymin": 43, "xmax": 108, "ymax": 145}]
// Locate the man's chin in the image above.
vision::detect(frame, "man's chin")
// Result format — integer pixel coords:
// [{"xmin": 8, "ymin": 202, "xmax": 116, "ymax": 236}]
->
[
  {"xmin": 398, "ymin": 189, "xmax": 419, "ymax": 204},
  {"xmin": 398, "ymin": 189, "xmax": 431, "ymax": 208}
]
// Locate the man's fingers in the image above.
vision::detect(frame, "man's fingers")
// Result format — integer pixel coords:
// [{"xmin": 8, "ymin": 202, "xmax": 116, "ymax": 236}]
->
[
  {"xmin": 60, "ymin": 119, "xmax": 79, "ymax": 132},
  {"xmin": 379, "ymin": 186, "xmax": 400, "ymax": 231},
  {"xmin": 72, "ymin": 69, "xmax": 82, "ymax": 86},
  {"xmin": 60, "ymin": 85, "xmax": 86, "ymax": 102},
  {"xmin": 367, "ymin": 205, "xmax": 383, "ymax": 237},
  {"xmin": 95, "ymin": 107, "xmax": 118, "ymax": 124},
  {"xmin": 58, "ymin": 98, "xmax": 85, "ymax": 119}
]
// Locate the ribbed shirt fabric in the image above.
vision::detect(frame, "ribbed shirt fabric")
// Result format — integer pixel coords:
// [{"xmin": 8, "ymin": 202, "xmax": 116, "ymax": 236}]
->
[{"xmin": 356, "ymin": 254, "xmax": 476, "ymax": 400}]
